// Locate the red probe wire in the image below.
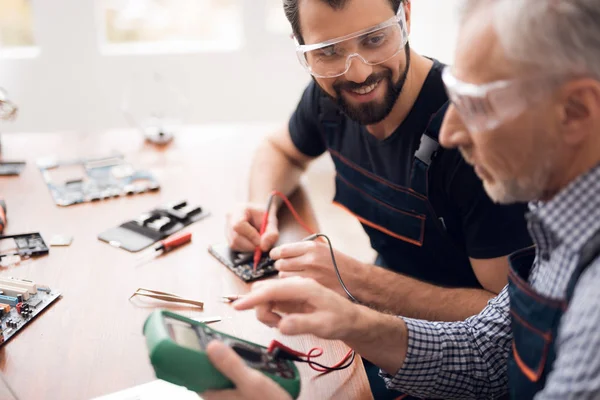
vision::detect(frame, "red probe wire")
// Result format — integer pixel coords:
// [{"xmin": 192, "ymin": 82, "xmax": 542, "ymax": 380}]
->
[
  {"xmin": 253, "ymin": 190, "xmax": 319, "ymax": 273},
  {"xmin": 268, "ymin": 340, "xmax": 355, "ymax": 373},
  {"xmin": 253, "ymin": 192, "xmax": 354, "ymax": 374}
]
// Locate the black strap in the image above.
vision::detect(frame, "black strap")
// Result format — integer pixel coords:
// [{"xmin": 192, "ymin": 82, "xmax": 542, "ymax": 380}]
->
[
  {"xmin": 414, "ymin": 101, "xmax": 449, "ymax": 166},
  {"xmin": 566, "ymin": 228, "xmax": 600, "ymax": 302}
]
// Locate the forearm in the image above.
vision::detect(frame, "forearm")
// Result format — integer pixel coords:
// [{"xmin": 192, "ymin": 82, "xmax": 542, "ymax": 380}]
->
[
  {"xmin": 379, "ymin": 289, "xmax": 512, "ymax": 399},
  {"xmin": 248, "ymin": 139, "xmax": 305, "ymax": 206},
  {"xmin": 342, "ymin": 305, "xmax": 408, "ymax": 375},
  {"xmin": 353, "ymin": 264, "xmax": 495, "ymax": 320}
]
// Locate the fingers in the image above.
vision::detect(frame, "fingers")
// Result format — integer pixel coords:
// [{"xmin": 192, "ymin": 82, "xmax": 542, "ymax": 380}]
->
[
  {"xmin": 277, "ymin": 271, "xmax": 305, "ymax": 279},
  {"xmin": 255, "ymin": 303, "xmax": 282, "ymax": 327},
  {"xmin": 206, "ymin": 341, "xmax": 265, "ymax": 389},
  {"xmin": 275, "ymin": 257, "xmax": 307, "ymax": 272},
  {"xmin": 227, "ymin": 208, "xmax": 261, "ymax": 252},
  {"xmin": 232, "ymin": 221, "xmax": 261, "ymax": 247},
  {"xmin": 270, "ymin": 241, "xmax": 316, "ymax": 260},
  {"xmin": 233, "ymin": 277, "xmax": 317, "ymax": 311},
  {"xmin": 260, "ymin": 222, "xmax": 279, "ymax": 252}
]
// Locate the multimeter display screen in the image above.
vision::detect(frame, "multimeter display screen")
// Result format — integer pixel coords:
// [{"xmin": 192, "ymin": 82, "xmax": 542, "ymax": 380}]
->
[{"xmin": 165, "ymin": 317, "xmax": 202, "ymax": 351}]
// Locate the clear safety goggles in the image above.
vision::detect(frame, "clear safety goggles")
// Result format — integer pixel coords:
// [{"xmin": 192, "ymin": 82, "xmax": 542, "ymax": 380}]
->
[
  {"xmin": 441, "ymin": 67, "xmax": 559, "ymax": 133},
  {"xmin": 295, "ymin": 7, "xmax": 409, "ymax": 79}
]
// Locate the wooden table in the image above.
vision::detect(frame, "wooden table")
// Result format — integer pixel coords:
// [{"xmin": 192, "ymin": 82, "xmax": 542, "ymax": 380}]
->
[{"xmin": 0, "ymin": 126, "xmax": 374, "ymax": 400}]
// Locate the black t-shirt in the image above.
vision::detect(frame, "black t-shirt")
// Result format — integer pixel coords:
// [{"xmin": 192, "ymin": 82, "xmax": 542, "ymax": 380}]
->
[{"xmin": 288, "ymin": 60, "xmax": 532, "ymax": 265}]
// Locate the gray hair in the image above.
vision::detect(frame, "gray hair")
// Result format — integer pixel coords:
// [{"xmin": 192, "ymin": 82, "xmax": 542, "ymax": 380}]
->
[{"xmin": 462, "ymin": 0, "xmax": 600, "ymax": 79}]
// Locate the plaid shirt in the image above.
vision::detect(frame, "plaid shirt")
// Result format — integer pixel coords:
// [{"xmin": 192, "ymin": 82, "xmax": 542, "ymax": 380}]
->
[{"xmin": 381, "ymin": 163, "xmax": 600, "ymax": 399}]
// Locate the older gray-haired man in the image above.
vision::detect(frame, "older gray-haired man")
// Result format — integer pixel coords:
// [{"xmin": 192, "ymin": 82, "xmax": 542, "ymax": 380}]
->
[{"xmin": 201, "ymin": 1, "xmax": 600, "ymax": 399}]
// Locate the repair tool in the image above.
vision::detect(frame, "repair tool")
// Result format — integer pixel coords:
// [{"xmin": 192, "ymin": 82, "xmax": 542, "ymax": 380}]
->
[
  {"xmin": 129, "ymin": 288, "xmax": 204, "ymax": 310},
  {"xmin": 221, "ymin": 295, "xmax": 245, "ymax": 303},
  {"xmin": 0, "ymin": 277, "xmax": 61, "ymax": 346},
  {"xmin": 143, "ymin": 310, "xmax": 301, "ymax": 397},
  {"xmin": 99, "ymin": 200, "xmax": 209, "ymax": 252},
  {"xmin": 135, "ymin": 232, "xmax": 192, "ymax": 265},
  {"xmin": 0, "ymin": 198, "xmax": 6, "ymax": 234}
]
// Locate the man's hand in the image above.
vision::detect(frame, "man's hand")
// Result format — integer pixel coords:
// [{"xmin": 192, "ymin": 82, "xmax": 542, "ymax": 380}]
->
[
  {"xmin": 226, "ymin": 204, "xmax": 279, "ymax": 252},
  {"xmin": 269, "ymin": 241, "xmax": 365, "ymax": 298},
  {"xmin": 234, "ymin": 277, "xmax": 409, "ymax": 375},
  {"xmin": 234, "ymin": 277, "xmax": 360, "ymax": 340},
  {"xmin": 202, "ymin": 341, "xmax": 292, "ymax": 400}
]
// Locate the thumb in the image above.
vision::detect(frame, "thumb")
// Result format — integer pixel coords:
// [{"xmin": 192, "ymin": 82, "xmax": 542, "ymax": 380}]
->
[
  {"xmin": 260, "ymin": 216, "xmax": 279, "ymax": 252},
  {"xmin": 206, "ymin": 341, "xmax": 256, "ymax": 387}
]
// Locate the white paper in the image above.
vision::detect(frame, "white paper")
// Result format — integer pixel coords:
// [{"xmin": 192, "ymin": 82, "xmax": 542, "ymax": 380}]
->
[{"xmin": 92, "ymin": 380, "xmax": 201, "ymax": 400}]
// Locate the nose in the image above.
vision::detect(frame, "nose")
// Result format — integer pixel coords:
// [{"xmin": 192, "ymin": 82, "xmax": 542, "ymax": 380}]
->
[
  {"xmin": 439, "ymin": 104, "xmax": 472, "ymax": 149},
  {"xmin": 343, "ymin": 55, "xmax": 373, "ymax": 83}
]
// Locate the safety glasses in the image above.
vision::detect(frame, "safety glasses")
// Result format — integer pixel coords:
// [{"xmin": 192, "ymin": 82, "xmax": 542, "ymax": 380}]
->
[
  {"xmin": 441, "ymin": 67, "xmax": 560, "ymax": 133},
  {"xmin": 295, "ymin": 7, "xmax": 408, "ymax": 79}
]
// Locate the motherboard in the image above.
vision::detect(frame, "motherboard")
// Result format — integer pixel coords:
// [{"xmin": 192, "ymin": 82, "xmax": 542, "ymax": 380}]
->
[
  {"xmin": 0, "ymin": 277, "xmax": 61, "ymax": 345},
  {"xmin": 37, "ymin": 154, "xmax": 160, "ymax": 207}
]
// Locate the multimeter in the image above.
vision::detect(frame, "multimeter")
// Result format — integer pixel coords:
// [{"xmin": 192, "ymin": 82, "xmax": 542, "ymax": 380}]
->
[{"xmin": 143, "ymin": 310, "xmax": 301, "ymax": 398}]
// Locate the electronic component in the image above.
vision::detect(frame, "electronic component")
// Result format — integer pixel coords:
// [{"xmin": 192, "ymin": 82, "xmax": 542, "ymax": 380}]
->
[
  {"xmin": 98, "ymin": 200, "xmax": 209, "ymax": 252},
  {"xmin": 0, "ymin": 161, "xmax": 26, "ymax": 176},
  {"xmin": 0, "ymin": 278, "xmax": 60, "ymax": 346},
  {"xmin": 36, "ymin": 153, "xmax": 160, "ymax": 207},
  {"xmin": 0, "ymin": 233, "xmax": 49, "ymax": 265},
  {"xmin": 49, "ymin": 234, "xmax": 73, "ymax": 247},
  {"xmin": 208, "ymin": 243, "xmax": 277, "ymax": 282},
  {"xmin": 143, "ymin": 310, "xmax": 300, "ymax": 397}
]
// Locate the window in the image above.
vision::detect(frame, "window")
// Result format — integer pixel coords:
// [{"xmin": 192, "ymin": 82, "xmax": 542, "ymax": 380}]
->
[
  {"xmin": 0, "ymin": 0, "xmax": 35, "ymax": 47},
  {"xmin": 266, "ymin": 0, "xmax": 290, "ymax": 35},
  {"xmin": 100, "ymin": 0, "xmax": 243, "ymax": 53}
]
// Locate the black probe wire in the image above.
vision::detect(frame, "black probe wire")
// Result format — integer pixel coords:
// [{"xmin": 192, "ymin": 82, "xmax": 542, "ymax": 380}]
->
[
  {"xmin": 296, "ymin": 350, "xmax": 356, "ymax": 372},
  {"xmin": 302, "ymin": 233, "xmax": 361, "ymax": 304}
]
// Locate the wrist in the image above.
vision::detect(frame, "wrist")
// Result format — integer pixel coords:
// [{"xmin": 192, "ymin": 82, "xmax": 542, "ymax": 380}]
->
[{"xmin": 339, "ymin": 303, "xmax": 378, "ymax": 344}]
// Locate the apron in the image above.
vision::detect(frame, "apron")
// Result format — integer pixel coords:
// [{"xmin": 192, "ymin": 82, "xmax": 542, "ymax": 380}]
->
[
  {"xmin": 319, "ymin": 98, "xmax": 479, "ymax": 288},
  {"xmin": 507, "ymin": 229, "xmax": 600, "ymax": 399},
  {"xmin": 319, "ymin": 98, "xmax": 475, "ymax": 399}
]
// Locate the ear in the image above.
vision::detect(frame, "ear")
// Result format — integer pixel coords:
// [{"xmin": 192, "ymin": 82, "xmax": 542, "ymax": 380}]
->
[
  {"xmin": 557, "ymin": 79, "xmax": 600, "ymax": 145},
  {"xmin": 404, "ymin": 1, "xmax": 412, "ymax": 35}
]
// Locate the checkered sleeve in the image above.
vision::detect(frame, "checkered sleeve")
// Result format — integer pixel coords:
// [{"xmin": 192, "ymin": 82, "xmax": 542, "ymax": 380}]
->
[
  {"xmin": 380, "ymin": 287, "xmax": 513, "ymax": 399},
  {"xmin": 536, "ymin": 261, "xmax": 600, "ymax": 400}
]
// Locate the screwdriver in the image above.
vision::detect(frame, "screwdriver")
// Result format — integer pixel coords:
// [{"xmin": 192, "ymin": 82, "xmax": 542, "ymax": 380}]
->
[
  {"xmin": 136, "ymin": 232, "xmax": 192, "ymax": 265},
  {"xmin": 0, "ymin": 198, "xmax": 6, "ymax": 234}
]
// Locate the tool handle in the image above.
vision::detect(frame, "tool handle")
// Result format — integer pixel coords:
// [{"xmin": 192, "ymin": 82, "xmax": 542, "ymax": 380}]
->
[
  {"xmin": 162, "ymin": 232, "xmax": 192, "ymax": 252},
  {"xmin": 0, "ymin": 199, "xmax": 6, "ymax": 234}
]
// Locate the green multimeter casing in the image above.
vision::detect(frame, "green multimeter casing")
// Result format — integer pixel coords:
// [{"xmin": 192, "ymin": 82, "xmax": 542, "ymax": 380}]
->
[{"xmin": 143, "ymin": 310, "xmax": 301, "ymax": 398}]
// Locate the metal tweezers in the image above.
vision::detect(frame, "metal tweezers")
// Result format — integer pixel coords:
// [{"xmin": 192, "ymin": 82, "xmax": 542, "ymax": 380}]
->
[{"xmin": 129, "ymin": 288, "xmax": 204, "ymax": 309}]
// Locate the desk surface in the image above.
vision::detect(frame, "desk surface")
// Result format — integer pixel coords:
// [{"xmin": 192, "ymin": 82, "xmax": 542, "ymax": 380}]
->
[{"xmin": 0, "ymin": 127, "xmax": 374, "ymax": 400}]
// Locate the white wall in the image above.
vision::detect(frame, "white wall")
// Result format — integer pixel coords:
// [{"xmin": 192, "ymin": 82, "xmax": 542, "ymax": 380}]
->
[{"xmin": 0, "ymin": 0, "xmax": 460, "ymax": 133}]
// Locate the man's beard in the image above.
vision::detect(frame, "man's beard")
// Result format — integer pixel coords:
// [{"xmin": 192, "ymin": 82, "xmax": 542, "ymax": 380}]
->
[
  {"xmin": 321, "ymin": 44, "xmax": 411, "ymax": 125},
  {"xmin": 460, "ymin": 145, "xmax": 557, "ymax": 205}
]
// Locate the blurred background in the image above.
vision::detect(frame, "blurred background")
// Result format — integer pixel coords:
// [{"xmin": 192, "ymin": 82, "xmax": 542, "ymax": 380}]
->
[{"xmin": 0, "ymin": 0, "xmax": 460, "ymax": 133}]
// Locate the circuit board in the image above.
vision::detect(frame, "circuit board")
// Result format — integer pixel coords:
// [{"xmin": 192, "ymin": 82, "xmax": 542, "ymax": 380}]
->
[
  {"xmin": 0, "ymin": 278, "xmax": 60, "ymax": 346},
  {"xmin": 208, "ymin": 243, "xmax": 278, "ymax": 282},
  {"xmin": 37, "ymin": 154, "xmax": 160, "ymax": 207}
]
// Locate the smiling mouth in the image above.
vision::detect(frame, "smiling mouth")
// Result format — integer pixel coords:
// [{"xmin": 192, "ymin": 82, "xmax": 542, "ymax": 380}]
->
[{"xmin": 348, "ymin": 80, "xmax": 380, "ymax": 95}]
